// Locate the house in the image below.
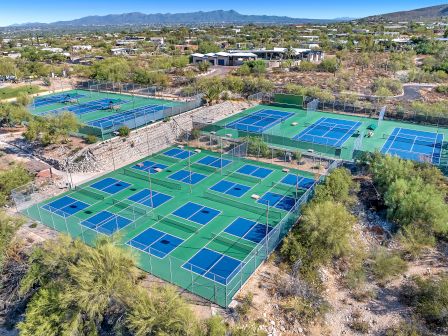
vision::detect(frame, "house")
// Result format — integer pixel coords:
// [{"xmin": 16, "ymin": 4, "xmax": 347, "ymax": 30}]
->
[
  {"xmin": 191, "ymin": 51, "xmax": 257, "ymax": 66},
  {"xmin": 228, "ymin": 48, "xmax": 324, "ymax": 62},
  {"xmin": 149, "ymin": 37, "xmax": 165, "ymax": 46},
  {"xmin": 174, "ymin": 44, "xmax": 198, "ymax": 53},
  {"xmin": 42, "ymin": 47, "xmax": 64, "ymax": 53},
  {"xmin": 110, "ymin": 48, "xmax": 138, "ymax": 56},
  {"xmin": 72, "ymin": 45, "xmax": 92, "ymax": 51}
]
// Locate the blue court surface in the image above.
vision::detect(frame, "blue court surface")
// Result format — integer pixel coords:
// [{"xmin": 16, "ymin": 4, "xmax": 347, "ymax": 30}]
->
[
  {"xmin": 168, "ymin": 170, "xmax": 207, "ymax": 185},
  {"xmin": 131, "ymin": 160, "xmax": 168, "ymax": 174},
  {"xmin": 127, "ymin": 228, "xmax": 183, "ymax": 258},
  {"xmin": 236, "ymin": 164, "xmax": 273, "ymax": 179},
  {"xmin": 281, "ymin": 174, "xmax": 315, "ymax": 189},
  {"xmin": 196, "ymin": 155, "xmax": 232, "ymax": 169},
  {"xmin": 41, "ymin": 98, "xmax": 128, "ymax": 116},
  {"xmin": 33, "ymin": 93, "xmax": 85, "ymax": 108},
  {"xmin": 173, "ymin": 202, "xmax": 220, "ymax": 225},
  {"xmin": 227, "ymin": 109, "xmax": 293, "ymax": 133},
  {"xmin": 42, "ymin": 195, "xmax": 89, "ymax": 218},
  {"xmin": 81, "ymin": 210, "xmax": 132, "ymax": 235},
  {"xmin": 183, "ymin": 248, "xmax": 243, "ymax": 284},
  {"xmin": 224, "ymin": 217, "xmax": 272, "ymax": 244},
  {"xmin": 88, "ymin": 104, "xmax": 168, "ymax": 128},
  {"xmin": 163, "ymin": 148, "xmax": 195, "ymax": 160},
  {"xmin": 210, "ymin": 180, "xmax": 251, "ymax": 198},
  {"xmin": 381, "ymin": 128, "xmax": 444, "ymax": 164},
  {"xmin": 128, "ymin": 189, "xmax": 172, "ymax": 208},
  {"xmin": 293, "ymin": 117, "xmax": 362, "ymax": 147},
  {"xmin": 258, "ymin": 192, "xmax": 297, "ymax": 211},
  {"xmin": 90, "ymin": 177, "xmax": 130, "ymax": 194}
]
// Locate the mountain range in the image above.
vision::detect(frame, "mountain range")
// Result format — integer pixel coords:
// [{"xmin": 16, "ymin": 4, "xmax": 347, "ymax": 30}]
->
[
  {"xmin": 8, "ymin": 10, "xmax": 346, "ymax": 28},
  {"xmin": 363, "ymin": 4, "xmax": 448, "ymax": 22},
  {"xmin": 7, "ymin": 4, "xmax": 448, "ymax": 29}
]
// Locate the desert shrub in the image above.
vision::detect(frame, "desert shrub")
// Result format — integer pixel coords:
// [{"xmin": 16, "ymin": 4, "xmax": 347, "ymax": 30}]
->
[
  {"xmin": 371, "ymin": 248, "xmax": 408, "ymax": 282},
  {"xmin": 118, "ymin": 125, "xmax": 130, "ymax": 137},
  {"xmin": 85, "ymin": 134, "xmax": 97, "ymax": 144},
  {"xmin": 401, "ymin": 275, "xmax": 448, "ymax": 330},
  {"xmin": 313, "ymin": 168, "xmax": 358, "ymax": 206}
]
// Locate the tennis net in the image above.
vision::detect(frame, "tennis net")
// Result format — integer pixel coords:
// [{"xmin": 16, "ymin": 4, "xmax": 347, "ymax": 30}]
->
[
  {"xmin": 112, "ymin": 199, "xmax": 149, "ymax": 217},
  {"xmin": 226, "ymin": 171, "xmax": 261, "ymax": 184},
  {"xmin": 159, "ymin": 215, "xmax": 198, "ymax": 234},
  {"xmin": 75, "ymin": 186, "xmax": 106, "ymax": 200},
  {"xmin": 191, "ymin": 163, "xmax": 217, "ymax": 174},
  {"xmin": 123, "ymin": 167, "xmax": 147, "ymax": 181},
  {"xmin": 151, "ymin": 176, "xmax": 182, "ymax": 190},
  {"xmin": 159, "ymin": 154, "xmax": 179, "ymax": 163},
  {"xmin": 204, "ymin": 190, "xmax": 282, "ymax": 221},
  {"xmin": 211, "ymin": 233, "xmax": 254, "ymax": 253}
]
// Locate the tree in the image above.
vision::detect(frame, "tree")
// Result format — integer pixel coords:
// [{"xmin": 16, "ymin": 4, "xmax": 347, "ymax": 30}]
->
[
  {"xmin": 203, "ymin": 82, "xmax": 223, "ymax": 105},
  {"xmin": 0, "ymin": 58, "xmax": 19, "ymax": 77},
  {"xmin": 19, "ymin": 237, "xmax": 139, "ymax": 335},
  {"xmin": 0, "ymin": 164, "xmax": 32, "ymax": 206},
  {"xmin": 313, "ymin": 168, "xmax": 358, "ymax": 206},
  {"xmin": 0, "ymin": 103, "xmax": 31, "ymax": 126},
  {"xmin": 384, "ymin": 177, "xmax": 448, "ymax": 234},
  {"xmin": 0, "ymin": 212, "xmax": 24, "ymax": 272},
  {"xmin": 319, "ymin": 58, "xmax": 339, "ymax": 75},
  {"xmin": 18, "ymin": 236, "xmax": 201, "ymax": 335},
  {"xmin": 24, "ymin": 112, "xmax": 79, "ymax": 145},
  {"xmin": 126, "ymin": 286, "xmax": 199, "ymax": 336},
  {"xmin": 281, "ymin": 201, "xmax": 356, "ymax": 268},
  {"xmin": 197, "ymin": 42, "xmax": 220, "ymax": 54},
  {"xmin": 91, "ymin": 57, "xmax": 130, "ymax": 82}
]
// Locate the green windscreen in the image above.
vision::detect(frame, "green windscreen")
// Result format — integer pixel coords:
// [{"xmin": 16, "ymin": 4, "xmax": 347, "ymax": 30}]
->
[{"xmin": 272, "ymin": 93, "xmax": 304, "ymax": 108}]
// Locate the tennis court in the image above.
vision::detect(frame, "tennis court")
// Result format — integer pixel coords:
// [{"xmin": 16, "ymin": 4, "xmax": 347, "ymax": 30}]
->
[
  {"xmin": 40, "ymin": 98, "xmax": 129, "ymax": 116},
  {"xmin": 87, "ymin": 104, "xmax": 169, "ymax": 128},
  {"xmin": 29, "ymin": 89, "xmax": 186, "ymax": 138},
  {"xmin": 32, "ymin": 92, "xmax": 85, "ymax": 107},
  {"xmin": 22, "ymin": 146, "xmax": 318, "ymax": 306},
  {"xmin": 293, "ymin": 117, "xmax": 362, "ymax": 147},
  {"xmin": 381, "ymin": 128, "xmax": 444, "ymax": 164},
  {"xmin": 202, "ymin": 102, "xmax": 448, "ymax": 164},
  {"xmin": 227, "ymin": 109, "xmax": 294, "ymax": 133}
]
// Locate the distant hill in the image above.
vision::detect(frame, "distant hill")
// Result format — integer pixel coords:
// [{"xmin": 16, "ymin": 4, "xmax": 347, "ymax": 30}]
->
[
  {"xmin": 9, "ymin": 10, "xmax": 347, "ymax": 28},
  {"xmin": 363, "ymin": 4, "xmax": 448, "ymax": 22}
]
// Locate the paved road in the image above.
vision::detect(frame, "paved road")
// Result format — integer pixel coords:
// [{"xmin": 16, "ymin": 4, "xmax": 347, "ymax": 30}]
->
[{"xmin": 398, "ymin": 83, "xmax": 437, "ymax": 101}]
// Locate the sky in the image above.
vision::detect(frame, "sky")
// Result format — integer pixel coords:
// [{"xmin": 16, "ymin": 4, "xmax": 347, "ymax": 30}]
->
[{"xmin": 0, "ymin": 0, "xmax": 446, "ymax": 26}]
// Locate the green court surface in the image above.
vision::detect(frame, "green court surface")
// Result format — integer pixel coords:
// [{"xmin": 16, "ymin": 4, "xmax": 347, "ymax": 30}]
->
[
  {"xmin": 30, "ymin": 89, "xmax": 184, "ymax": 138},
  {"xmin": 203, "ymin": 104, "xmax": 448, "ymax": 166},
  {"xmin": 22, "ymin": 146, "xmax": 318, "ymax": 306}
]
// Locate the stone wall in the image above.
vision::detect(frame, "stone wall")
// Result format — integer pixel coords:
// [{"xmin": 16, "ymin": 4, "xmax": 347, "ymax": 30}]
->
[{"xmin": 65, "ymin": 100, "xmax": 254, "ymax": 173}]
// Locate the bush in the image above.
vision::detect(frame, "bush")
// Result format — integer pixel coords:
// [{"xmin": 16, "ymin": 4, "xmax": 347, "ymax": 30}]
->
[
  {"xmin": 198, "ymin": 61, "xmax": 211, "ymax": 72},
  {"xmin": 203, "ymin": 315, "xmax": 227, "ymax": 336},
  {"xmin": 319, "ymin": 58, "xmax": 339, "ymax": 74},
  {"xmin": 313, "ymin": 168, "xmax": 358, "ymax": 206},
  {"xmin": 384, "ymin": 321, "xmax": 424, "ymax": 336},
  {"xmin": 85, "ymin": 134, "xmax": 97, "ymax": 144},
  {"xmin": 236, "ymin": 292, "xmax": 253, "ymax": 317},
  {"xmin": 371, "ymin": 248, "xmax": 408, "ymax": 282},
  {"xmin": 0, "ymin": 164, "xmax": 32, "ymax": 207},
  {"xmin": 402, "ymin": 275, "xmax": 448, "ymax": 329},
  {"xmin": 350, "ymin": 318, "xmax": 370, "ymax": 333},
  {"xmin": 281, "ymin": 201, "xmax": 356, "ymax": 269},
  {"xmin": 372, "ymin": 78, "xmax": 403, "ymax": 96},
  {"xmin": 118, "ymin": 126, "xmax": 130, "ymax": 137},
  {"xmin": 190, "ymin": 128, "xmax": 201, "ymax": 140},
  {"xmin": 245, "ymin": 137, "xmax": 270, "ymax": 158},
  {"xmin": 435, "ymin": 85, "xmax": 448, "ymax": 94}
]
